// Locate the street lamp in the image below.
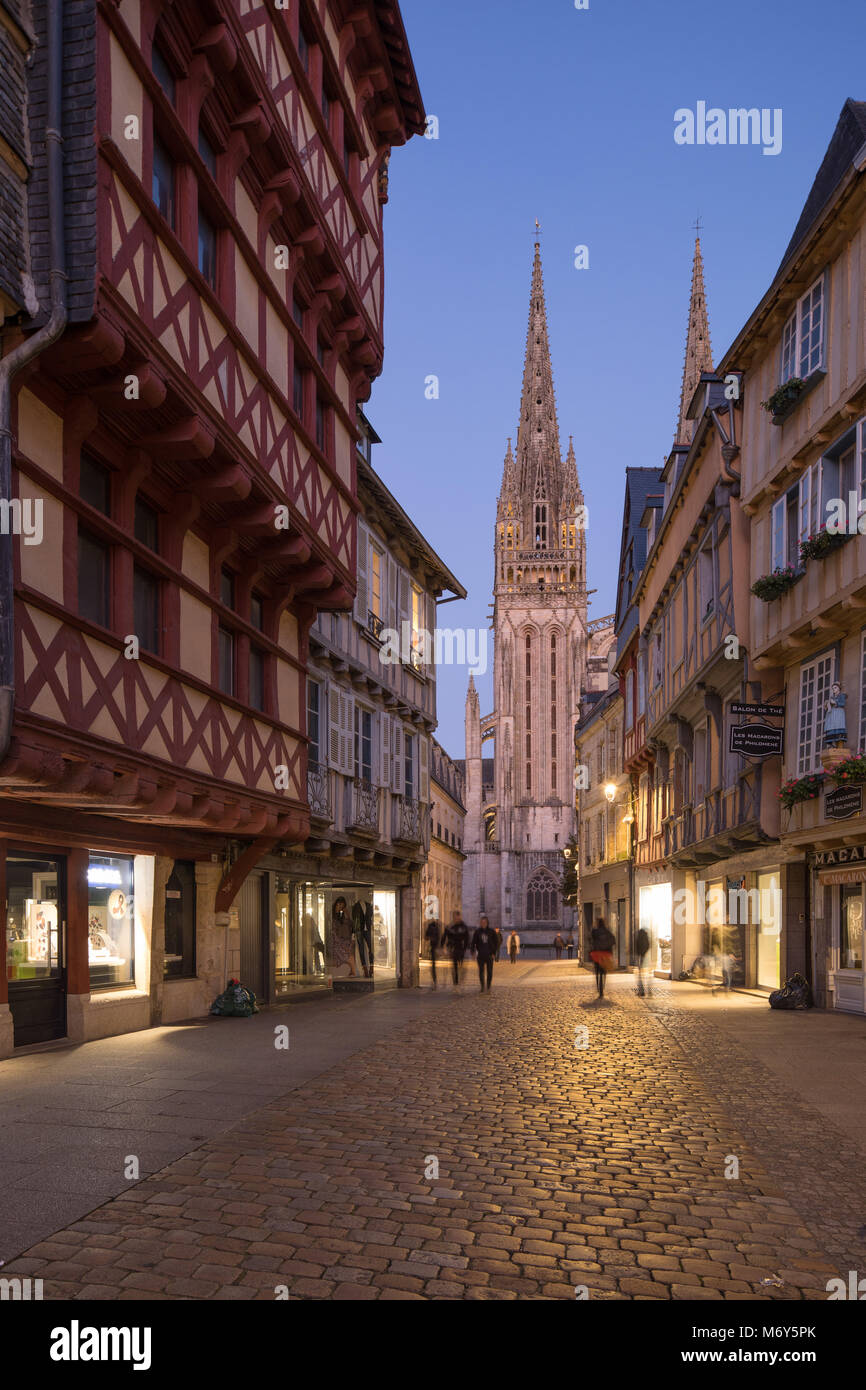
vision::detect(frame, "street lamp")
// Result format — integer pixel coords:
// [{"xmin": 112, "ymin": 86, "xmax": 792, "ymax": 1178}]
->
[{"xmin": 604, "ymin": 782, "xmax": 617, "ymax": 804}]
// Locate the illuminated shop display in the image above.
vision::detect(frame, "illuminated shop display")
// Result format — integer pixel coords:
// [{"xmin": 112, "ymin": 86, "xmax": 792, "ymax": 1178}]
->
[{"xmin": 88, "ymin": 854, "xmax": 134, "ymax": 988}]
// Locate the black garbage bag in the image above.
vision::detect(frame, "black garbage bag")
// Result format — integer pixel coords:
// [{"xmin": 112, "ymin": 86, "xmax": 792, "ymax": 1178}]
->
[
  {"xmin": 769, "ymin": 971, "xmax": 813, "ymax": 1010},
  {"xmin": 210, "ymin": 978, "xmax": 259, "ymax": 1017}
]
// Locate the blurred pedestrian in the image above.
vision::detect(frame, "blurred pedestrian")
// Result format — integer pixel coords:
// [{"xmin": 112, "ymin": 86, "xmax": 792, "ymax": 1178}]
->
[
  {"xmin": 589, "ymin": 917, "xmax": 616, "ymax": 998},
  {"xmin": 635, "ymin": 925, "xmax": 651, "ymax": 997},
  {"xmin": 508, "ymin": 930, "xmax": 520, "ymax": 964},
  {"xmin": 444, "ymin": 911, "xmax": 469, "ymax": 987},
  {"xmin": 553, "ymin": 932, "xmax": 565, "ymax": 960},
  {"xmin": 425, "ymin": 916, "xmax": 441, "ymax": 989},
  {"xmin": 565, "ymin": 932, "xmax": 575, "ymax": 960},
  {"xmin": 472, "ymin": 916, "xmax": 497, "ymax": 992}
]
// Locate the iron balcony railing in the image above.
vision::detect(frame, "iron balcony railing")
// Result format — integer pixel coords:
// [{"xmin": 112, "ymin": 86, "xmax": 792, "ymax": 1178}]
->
[
  {"xmin": 392, "ymin": 793, "xmax": 422, "ymax": 843},
  {"xmin": 346, "ymin": 777, "xmax": 380, "ymax": 834},
  {"xmin": 307, "ymin": 760, "xmax": 331, "ymax": 821}
]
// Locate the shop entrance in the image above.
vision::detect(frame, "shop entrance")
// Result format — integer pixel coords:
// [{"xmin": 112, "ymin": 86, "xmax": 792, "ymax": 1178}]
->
[{"xmin": 6, "ymin": 852, "xmax": 66, "ymax": 1045}]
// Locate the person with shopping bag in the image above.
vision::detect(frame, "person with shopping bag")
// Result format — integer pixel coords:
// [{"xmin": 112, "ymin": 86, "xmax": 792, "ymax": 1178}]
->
[{"xmin": 589, "ymin": 917, "xmax": 616, "ymax": 998}]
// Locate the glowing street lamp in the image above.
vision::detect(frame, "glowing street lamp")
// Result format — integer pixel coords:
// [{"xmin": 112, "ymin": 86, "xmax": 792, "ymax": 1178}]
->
[{"xmin": 604, "ymin": 782, "xmax": 617, "ymax": 804}]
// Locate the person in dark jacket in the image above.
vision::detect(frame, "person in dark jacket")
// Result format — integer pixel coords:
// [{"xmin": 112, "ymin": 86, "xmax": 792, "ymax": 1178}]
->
[
  {"xmin": 553, "ymin": 932, "xmax": 565, "ymax": 960},
  {"xmin": 425, "ymin": 917, "xmax": 442, "ymax": 989},
  {"xmin": 590, "ymin": 918, "xmax": 616, "ymax": 998},
  {"xmin": 444, "ymin": 912, "xmax": 469, "ymax": 987},
  {"xmin": 472, "ymin": 916, "xmax": 498, "ymax": 992},
  {"xmin": 635, "ymin": 925, "xmax": 651, "ymax": 997}
]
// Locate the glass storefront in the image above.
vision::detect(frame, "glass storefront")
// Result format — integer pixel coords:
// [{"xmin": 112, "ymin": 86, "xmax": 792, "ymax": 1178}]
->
[
  {"xmin": 273, "ymin": 879, "xmax": 399, "ymax": 992},
  {"xmin": 373, "ymin": 890, "xmax": 397, "ymax": 978},
  {"xmin": 87, "ymin": 854, "xmax": 135, "ymax": 988},
  {"xmin": 840, "ymin": 882, "xmax": 864, "ymax": 970},
  {"xmin": 7, "ymin": 855, "xmax": 61, "ymax": 981},
  {"xmin": 639, "ymin": 883, "xmax": 672, "ymax": 974},
  {"xmin": 757, "ymin": 871, "xmax": 782, "ymax": 989}
]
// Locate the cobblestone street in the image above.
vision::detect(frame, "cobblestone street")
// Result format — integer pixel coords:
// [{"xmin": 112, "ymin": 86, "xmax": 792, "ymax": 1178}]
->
[{"xmin": 4, "ymin": 963, "xmax": 865, "ymax": 1301}]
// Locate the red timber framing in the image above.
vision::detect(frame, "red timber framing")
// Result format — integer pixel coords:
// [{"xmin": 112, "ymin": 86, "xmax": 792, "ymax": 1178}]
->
[{"xmin": 0, "ymin": 0, "xmax": 424, "ymax": 925}]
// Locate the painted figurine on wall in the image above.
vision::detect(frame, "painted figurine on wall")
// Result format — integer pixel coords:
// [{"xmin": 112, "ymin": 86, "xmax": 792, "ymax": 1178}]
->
[{"xmin": 823, "ymin": 681, "xmax": 848, "ymax": 748}]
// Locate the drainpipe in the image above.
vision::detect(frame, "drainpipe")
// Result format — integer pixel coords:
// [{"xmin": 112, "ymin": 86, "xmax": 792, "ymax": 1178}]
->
[{"xmin": 0, "ymin": 0, "xmax": 68, "ymax": 761}]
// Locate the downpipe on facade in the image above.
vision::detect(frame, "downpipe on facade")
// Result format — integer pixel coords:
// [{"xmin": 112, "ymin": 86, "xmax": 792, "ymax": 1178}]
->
[{"xmin": 0, "ymin": 0, "xmax": 68, "ymax": 761}]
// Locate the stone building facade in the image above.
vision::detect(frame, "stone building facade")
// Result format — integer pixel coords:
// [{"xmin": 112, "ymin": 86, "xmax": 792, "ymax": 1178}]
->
[{"xmin": 420, "ymin": 738, "xmax": 466, "ymax": 935}]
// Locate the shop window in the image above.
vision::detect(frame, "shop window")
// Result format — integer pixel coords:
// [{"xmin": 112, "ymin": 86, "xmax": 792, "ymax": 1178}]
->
[
  {"xmin": 134, "ymin": 495, "xmax": 159, "ymax": 552},
  {"xmin": 164, "ymin": 860, "xmax": 196, "ymax": 979},
  {"xmin": 133, "ymin": 564, "xmax": 160, "ymax": 654},
  {"xmin": 780, "ymin": 273, "xmax": 824, "ymax": 383},
  {"xmin": 80, "ymin": 453, "xmax": 110, "ymax": 514},
  {"xmin": 840, "ymin": 883, "xmax": 864, "ymax": 970},
  {"xmin": 757, "ymin": 871, "xmax": 781, "ymax": 990},
  {"xmin": 249, "ymin": 646, "xmax": 265, "ymax": 712},
  {"xmin": 277, "ymin": 881, "xmax": 328, "ymax": 995},
  {"xmin": 152, "ymin": 138, "xmax": 175, "ymax": 230},
  {"xmin": 78, "ymin": 528, "xmax": 110, "ymax": 628},
  {"xmin": 6, "ymin": 854, "xmax": 61, "ymax": 984},
  {"xmin": 88, "ymin": 854, "xmax": 135, "ymax": 989}
]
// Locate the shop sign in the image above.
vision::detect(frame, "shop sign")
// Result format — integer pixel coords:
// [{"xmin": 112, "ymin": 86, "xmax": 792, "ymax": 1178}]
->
[
  {"xmin": 729, "ymin": 722, "xmax": 783, "ymax": 758},
  {"xmin": 824, "ymin": 785, "xmax": 863, "ymax": 821},
  {"xmin": 820, "ymin": 866, "xmax": 866, "ymax": 886},
  {"xmin": 730, "ymin": 702, "xmax": 785, "ymax": 719},
  {"xmin": 815, "ymin": 845, "xmax": 866, "ymax": 865}
]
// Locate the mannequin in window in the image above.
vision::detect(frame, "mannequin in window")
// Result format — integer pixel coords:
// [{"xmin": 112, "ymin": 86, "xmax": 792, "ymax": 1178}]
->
[
  {"xmin": 352, "ymin": 897, "xmax": 374, "ymax": 978},
  {"xmin": 329, "ymin": 896, "xmax": 356, "ymax": 977}
]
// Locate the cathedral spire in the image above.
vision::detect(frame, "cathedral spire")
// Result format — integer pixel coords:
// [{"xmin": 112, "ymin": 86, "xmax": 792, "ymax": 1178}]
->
[
  {"xmin": 516, "ymin": 241, "xmax": 561, "ymax": 508},
  {"xmin": 675, "ymin": 231, "xmax": 714, "ymax": 446}
]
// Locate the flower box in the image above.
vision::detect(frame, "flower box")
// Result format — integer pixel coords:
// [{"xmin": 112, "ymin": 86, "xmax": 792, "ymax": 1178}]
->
[
  {"xmin": 761, "ymin": 378, "xmax": 804, "ymax": 422},
  {"xmin": 751, "ymin": 566, "xmax": 803, "ymax": 601},
  {"xmin": 828, "ymin": 753, "xmax": 866, "ymax": 786},
  {"xmin": 799, "ymin": 527, "xmax": 853, "ymax": 564},
  {"xmin": 779, "ymin": 771, "xmax": 826, "ymax": 810}
]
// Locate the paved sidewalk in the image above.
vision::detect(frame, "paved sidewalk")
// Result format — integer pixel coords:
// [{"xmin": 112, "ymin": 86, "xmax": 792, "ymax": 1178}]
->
[{"xmin": 3, "ymin": 964, "xmax": 864, "ymax": 1300}]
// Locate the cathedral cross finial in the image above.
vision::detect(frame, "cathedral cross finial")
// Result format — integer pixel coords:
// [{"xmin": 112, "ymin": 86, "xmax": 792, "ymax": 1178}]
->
[{"xmin": 693, "ymin": 214, "xmax": 702, "ymax": 237}]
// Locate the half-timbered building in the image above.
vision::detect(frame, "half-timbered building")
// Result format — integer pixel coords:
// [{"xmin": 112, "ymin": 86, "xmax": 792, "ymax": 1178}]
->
[
  {"xmin": 737, "ymin": 100, "xmax": 866, "ymax": 1011},
  {"xmin": 0, "ymin": 0, "xmax": 424, "ymax": 1053}
]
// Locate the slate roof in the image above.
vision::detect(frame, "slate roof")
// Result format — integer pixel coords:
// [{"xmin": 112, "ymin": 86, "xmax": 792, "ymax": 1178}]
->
[
  {"xmin": 777, "ymin": 99, "xmax": 866, "ymax": 276},
  {"xmin": 614, "ymin": 468, "xmax": 665, "ymax": 661}
]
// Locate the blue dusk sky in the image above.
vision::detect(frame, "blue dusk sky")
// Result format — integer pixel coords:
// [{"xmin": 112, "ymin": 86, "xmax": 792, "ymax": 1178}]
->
[{"xmin": 366, "ymin": 0, "xmax": 865, "ymax": 759}]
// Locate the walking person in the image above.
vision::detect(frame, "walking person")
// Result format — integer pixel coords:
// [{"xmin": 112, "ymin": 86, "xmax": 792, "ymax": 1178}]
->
[
  {"xmin": 589, "ymin": 917, "xmax": 616, "ymax": 998},
  {"xmin": 472, "ymin": 915, "xmax": 497, "ymax": 992},
  {"xmin": 508, "ymin": 930, "xmax": 520, "ymax": 964},
  {"xmin": 425, "ymin": 915, "xmax": 441, "ymax": 989},
  {"xmin": 444, "ymin": 911, "xmax": 469, "ymax": 988},
  {"xmin": 553, "ymin": 931, "xmax": 565, "ymax": 960},
  {"xmin": 635, "ymin": 925, "xmax": 651, "ymax": 997},
  {"xmin": 565, "ymin": 931, "xmax": 575, "ymax": 960}
]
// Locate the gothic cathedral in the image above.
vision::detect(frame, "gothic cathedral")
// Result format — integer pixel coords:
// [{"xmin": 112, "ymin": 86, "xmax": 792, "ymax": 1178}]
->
[{"xmin": 462, "ymin": 242, "xmax": 614, "ymax": 941}]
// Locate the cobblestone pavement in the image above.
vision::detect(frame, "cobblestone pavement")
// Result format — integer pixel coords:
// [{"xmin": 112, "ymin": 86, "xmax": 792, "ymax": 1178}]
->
[{"xmin": 3, "ymin": 966, "xmax": 859, "ymax": 1301}]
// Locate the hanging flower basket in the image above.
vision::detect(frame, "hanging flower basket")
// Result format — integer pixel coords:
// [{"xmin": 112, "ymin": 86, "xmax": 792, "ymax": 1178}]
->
[
  {"xmin": 761, "ymin": 378, "xmax": 804, "ymax": 419},
  {"xmin": 779, "ymin": 771, "xmax": 826, "ymax": 810},
  {"xmin": 829, "ymin": 753, "xmax": 866, "ymax": 786},
  {"xmin": 751, "ymin": 566, "xmax": 802, "ymax": 601},
  {"xmin": 799, "ymin": 525, "xmax": 852, "ymax": 564}
]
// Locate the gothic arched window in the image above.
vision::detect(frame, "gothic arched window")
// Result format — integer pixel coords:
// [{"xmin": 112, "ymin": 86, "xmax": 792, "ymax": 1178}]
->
[
  {"xmin": 526, "ymin": 868, "xmax": 558, "ymax": 922},
  {"xmin": 534, "ymin": 504, "xmax": 547, "ymax": 549}
]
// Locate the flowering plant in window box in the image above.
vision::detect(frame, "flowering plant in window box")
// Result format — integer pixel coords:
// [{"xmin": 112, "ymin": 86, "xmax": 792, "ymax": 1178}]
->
[
  {"xmin": 829, "ymin": 753, "xmax": 866, "ymax": 786},
  {"xmin": 779, "ymin": 771, "xmax": 826, "ymax": 810},
  {"xmin": 798, "ymin": 524, "xmax": 852, "ymax": 563},
  {"xmin": 751, "ymin": 566, "xmax": 803, "ymax": 601},
  {"xmin": 761, "ymin": 378, "xmax": 804, "ymax": 419}
]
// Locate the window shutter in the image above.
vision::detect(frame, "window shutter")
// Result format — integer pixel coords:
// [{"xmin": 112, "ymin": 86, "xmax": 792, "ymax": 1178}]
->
[
  {"xmin": 340, "ymin": 690, "xmax": 354, "ymax": 775},
  {"xmin": 771, "ymin": 496, "xmax": 786, "ymax": 571},
  {"xmin": 377, "ymin": 711, "xmax": 390, "ymax": 787},
  {"xmin": 398, "ymin": 569, "xmax": 410, "ymax": 650},
  {"xmin": 328, "ymin": 684, "xmax": 341, "ymax": 769},
  {"xmin": 798, "ymin": 464, "xmax": 812, "ymax": 544},
  {"xmin": 391, "ymin": 722, "xmax": 403, "ymax": 794},
  {"xmin": 385, "ymin": 554, "xmax": 397, "ymax": 631},
  {"xmin": 353, "ymin": 522, "xmax": 369, "ymax": 626},
  {"xmin": 860, "ymin": 632, "xmax": 866, "ymax": 752},
  {"xmin": 858, "ymin": 419, "xmax": 866, "ymax": 509},
  {"xmin": 419, "ymin": 734, "xmax": 429, "ymax": 802}
]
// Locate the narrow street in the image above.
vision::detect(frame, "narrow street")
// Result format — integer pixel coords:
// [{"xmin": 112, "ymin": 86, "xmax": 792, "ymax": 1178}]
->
[{"xmin": 3, "ymin": 965, "xmax": 865, "ymax": 1301}]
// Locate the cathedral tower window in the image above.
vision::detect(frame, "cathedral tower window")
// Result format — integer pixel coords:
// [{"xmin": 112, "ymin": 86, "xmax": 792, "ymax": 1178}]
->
[
  {"xmin": 525, "ymin": 634, "xmax": 532, "ymax": 794},
  {"xmin": 534, "ymin": 504, "xmax": 547, "ymax": 549},
  {"xmin": 551, "ymin": 635, "xmax": 557, "ymax": 792}
]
